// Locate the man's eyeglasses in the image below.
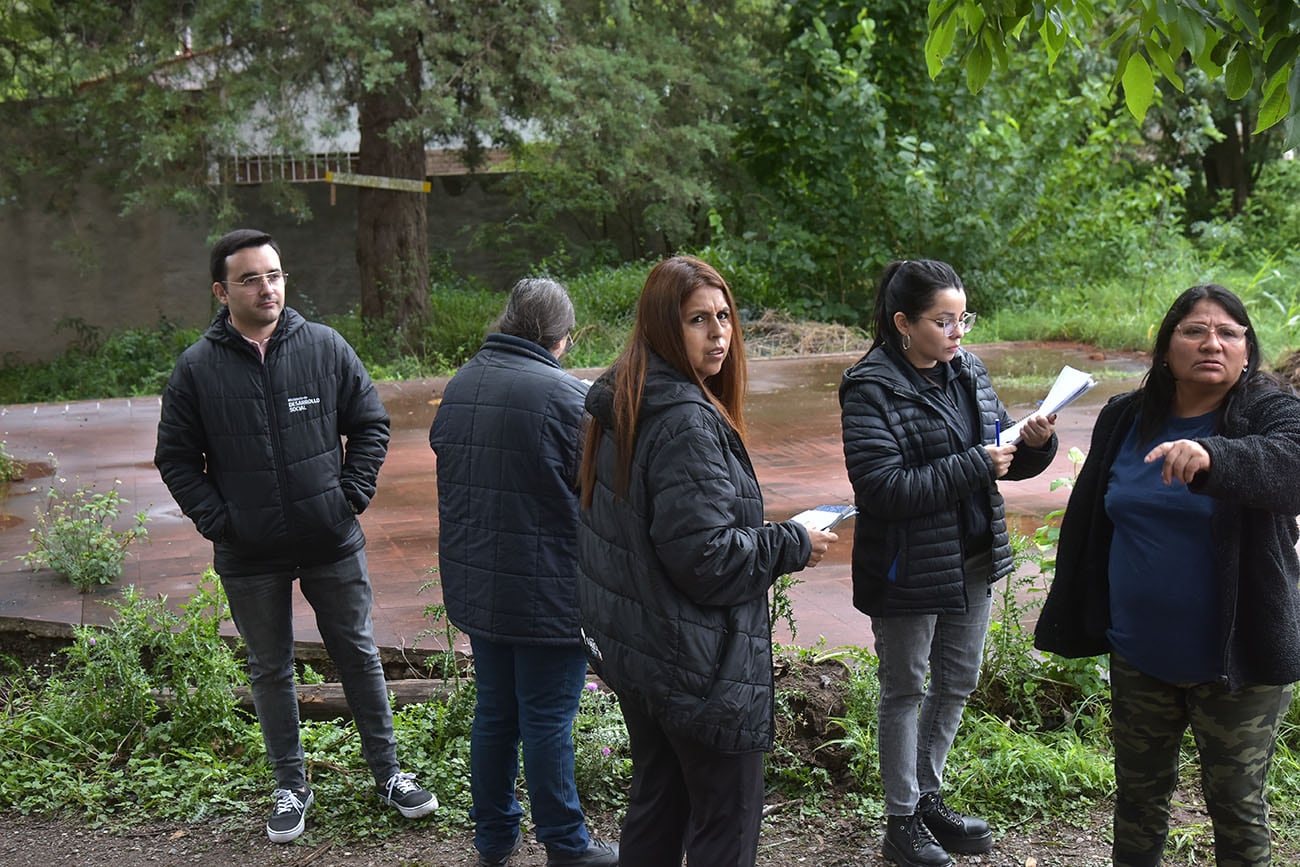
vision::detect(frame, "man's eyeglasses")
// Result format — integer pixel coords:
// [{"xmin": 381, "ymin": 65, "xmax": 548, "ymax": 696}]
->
[
  {"xmin": 224, "ymin": 270, "xmax": 288, "ymax": 290},
  {"xmin": 925, "ymin": 312, "xmax": 977, "ymax": 338},
  {"xmin": 1174, "ymin": 323, "xmax": 1247, "ymax": 344}
]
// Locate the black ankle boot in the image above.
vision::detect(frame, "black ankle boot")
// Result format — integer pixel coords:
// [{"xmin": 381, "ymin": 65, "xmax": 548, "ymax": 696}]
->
[
  {"xmin": 918, "ymin": 791, "xmax": 993, "ymax": 854},
  {"xmin": 881, "ymin": 812, "xmax": 952, "ymax": 867}
]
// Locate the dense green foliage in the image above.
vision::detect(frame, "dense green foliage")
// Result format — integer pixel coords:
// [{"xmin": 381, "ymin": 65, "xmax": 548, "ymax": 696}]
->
[
  {"xmin": 5, "ymin": 0, "xmax": 1300, "ymax": 347},
  {"xmin": 926, "ymin": 1, "xmax": 1300, "ymax": 146},
  {"xmin": 2, "ymin": 249, "xmax": 1298, "ymax": 406}
]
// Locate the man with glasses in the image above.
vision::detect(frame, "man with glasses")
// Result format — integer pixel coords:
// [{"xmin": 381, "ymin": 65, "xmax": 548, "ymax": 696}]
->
[{"xmin": 155, "ymin": 229, "xmax": 436, "ymax": 843}]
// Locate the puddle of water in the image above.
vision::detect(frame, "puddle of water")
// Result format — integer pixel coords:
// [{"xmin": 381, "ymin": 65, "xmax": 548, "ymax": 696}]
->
[
  {"xmin": 9, "ymin": 460, "xmax": 55, "ymax": 482},
  {"xmin": 393, "ymin": 345, "xmax": 1149, "ymax": 448}
]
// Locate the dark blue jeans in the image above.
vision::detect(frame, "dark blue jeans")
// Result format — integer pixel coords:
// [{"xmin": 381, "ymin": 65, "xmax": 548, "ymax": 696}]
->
[
  {"xmin": 221, "ymin": 549, "xmax": 399, "ymax": 791},
  {"xmin": 469, "ymin": 636, "xmax": 592, "ymax": 859}
]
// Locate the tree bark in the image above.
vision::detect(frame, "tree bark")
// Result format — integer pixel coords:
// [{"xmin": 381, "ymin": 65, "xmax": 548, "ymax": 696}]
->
[
  {"xmin": 1202, "ymin": 113, "xmax": 1253, "ymax": 217},
  {"xmin": 356, "ymin": 38, "xmax": 430, "ymax": 349}
]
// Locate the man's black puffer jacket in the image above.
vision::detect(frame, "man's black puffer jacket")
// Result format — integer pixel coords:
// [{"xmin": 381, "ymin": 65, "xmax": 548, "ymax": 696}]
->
[
  {"xmin": 155, "ymin": 307, "xmax": 389, "ymax": 578},
  {"xmin": 577, "ymin": 354, "xmax": 811, "ymax": 754},
  {"xmin": 839, "ymin": 345, "xmax": 1056, "ymax": 616},
  {"xmin": 429, "ymin": 333, "xmax": 589, "ymax": 646}
]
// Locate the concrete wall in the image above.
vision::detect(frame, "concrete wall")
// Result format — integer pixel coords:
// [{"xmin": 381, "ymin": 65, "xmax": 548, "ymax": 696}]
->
[{"xmin": 0, "ymin": 174, "xmax": 532, "ymax": 363}]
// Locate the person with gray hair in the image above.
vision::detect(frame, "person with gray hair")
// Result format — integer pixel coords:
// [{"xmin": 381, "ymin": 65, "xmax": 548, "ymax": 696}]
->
[
  {"xmin": 493, "ymin": 277, "xmax": 578, "ymax": 349},
  {"xmin": 430, "ymin": 278, "xmax": 618, "ymax": 867}
]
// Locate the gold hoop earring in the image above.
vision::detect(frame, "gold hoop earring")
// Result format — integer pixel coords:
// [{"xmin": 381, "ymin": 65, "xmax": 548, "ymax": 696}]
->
[{"xmin": 900, "ymin": 333, "xmax": 911, "ymax": 351}]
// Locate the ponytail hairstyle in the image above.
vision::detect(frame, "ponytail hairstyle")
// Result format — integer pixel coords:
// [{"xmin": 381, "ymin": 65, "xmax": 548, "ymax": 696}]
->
[
  {"xmin": 868, "ymin": 259, "xmax": 964, "ymax": 354},
  {"xmin": 580, "ymin": 256, "xmax": 748, "ymax": 506},
  {"xmin": 493, "ymin": 277, "xmax": 575, "ymax": 350}
]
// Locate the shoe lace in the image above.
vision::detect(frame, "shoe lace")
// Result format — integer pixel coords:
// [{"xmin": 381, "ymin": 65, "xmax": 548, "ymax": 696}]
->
[
  {"xmin": 905, "ymin": 813, "xmax": 941, "ymax": 850},
  {"xmin": 271, "ymin": 788, "xmax": 305, "ymax": 816},
  {"xmin": 384, "ymin": 771, "xmax": 420, "ymax": 799},
  {"xmin": 927, "ymin": 794, "xmax": 963, "ymax": 825}
]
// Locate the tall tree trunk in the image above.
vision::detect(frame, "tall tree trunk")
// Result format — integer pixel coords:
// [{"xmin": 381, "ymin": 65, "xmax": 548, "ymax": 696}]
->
[
  {"xmin": 1202, "ymin": 112, "xmax": 1253, "ymax": 217},
  {"xmin": 356, "ymin": 39, "xmax": 430, "ymax": 349}
]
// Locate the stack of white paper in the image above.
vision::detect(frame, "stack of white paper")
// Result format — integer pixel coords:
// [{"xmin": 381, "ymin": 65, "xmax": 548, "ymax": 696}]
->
[{"xmin": 1002, "ymin": 365, "xmax": 1098, "ymax": 444}]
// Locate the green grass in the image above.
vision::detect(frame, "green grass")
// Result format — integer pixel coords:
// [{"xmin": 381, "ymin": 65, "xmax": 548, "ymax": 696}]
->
[{"xmin": 978, "ymin": 261, "xmax": 1300, "ymax": 368}]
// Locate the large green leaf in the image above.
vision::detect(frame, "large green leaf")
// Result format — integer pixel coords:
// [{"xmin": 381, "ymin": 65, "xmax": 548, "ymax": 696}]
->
[
  {"xmin": 1225, "ymin": 47, "xmax": 1254, "ymax": 100},
  {"xmin": 967, "ymin": 37, "xmax": 993, "ymax": 93},
  {"xmin": 924, "ymin": 4, "xmax": 960, "ymax": 78},
  {"xmin": 1120, "ymin": 53, "xmax": 1154, "ymax": 121},
  {"xmin": 1255, "ymin": 62, "xmax": 1293, "ymax": 133},
  {"xmin": 1144, "ymin": 36, "xmax": 1182, "ymax": 92}
]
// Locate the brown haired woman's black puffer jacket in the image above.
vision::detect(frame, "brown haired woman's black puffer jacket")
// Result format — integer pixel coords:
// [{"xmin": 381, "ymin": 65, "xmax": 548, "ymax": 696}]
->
[{"xmin": 577, "ymin": 353, "xmax": 811, "ymax": 753}]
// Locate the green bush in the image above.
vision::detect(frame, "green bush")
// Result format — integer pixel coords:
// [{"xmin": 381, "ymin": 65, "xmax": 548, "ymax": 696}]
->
[
  {"xmin": 0, "ymin": 440, "xmax": 22, "ymax": 482},
  {"xmin": 19, "ymin": 477, "xmax": 149, "ymax": 593},
  {"xmin": 0, "ymin": 318, "xmax": 202, "ymax": 405},
  {"xmin": 571, "ymin": 682, "xmax": 632, "ymax": 813},
  {"xmin": 1232, "ymin": 159, "xmax": 1300, "ymax": 266},
  {"xmin": 0, "ymin": 576, "xmax": 257, "ymax": 819}
]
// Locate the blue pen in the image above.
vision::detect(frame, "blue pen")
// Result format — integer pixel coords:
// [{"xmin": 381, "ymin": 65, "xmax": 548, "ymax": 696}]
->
[{"xmin": 995, "ymin": 419, "xmax": 1001, "ymax": 446}]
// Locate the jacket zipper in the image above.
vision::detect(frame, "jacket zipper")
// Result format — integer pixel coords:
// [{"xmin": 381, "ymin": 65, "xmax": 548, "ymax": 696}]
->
[{"xmin": 259, "ymin": 339, "xmax": 295, "ymax": 540}]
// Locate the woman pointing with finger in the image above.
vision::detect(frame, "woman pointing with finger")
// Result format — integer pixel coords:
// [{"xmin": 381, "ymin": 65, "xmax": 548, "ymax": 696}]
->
[{"xmin": 1037, "ymin": 283, "xmax": 1300, "ymax": 867}]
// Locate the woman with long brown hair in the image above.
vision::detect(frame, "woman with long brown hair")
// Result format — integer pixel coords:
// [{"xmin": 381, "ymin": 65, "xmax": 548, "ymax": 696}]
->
[{"xmin": 577, "ymin": 256, "xmax": 837, "ymax": 867}]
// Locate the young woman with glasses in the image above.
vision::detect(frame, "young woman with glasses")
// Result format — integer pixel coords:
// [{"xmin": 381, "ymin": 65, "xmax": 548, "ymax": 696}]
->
[{"xmin": 839, "ymin": 259, "xmax": 1058, "ymax": 867}]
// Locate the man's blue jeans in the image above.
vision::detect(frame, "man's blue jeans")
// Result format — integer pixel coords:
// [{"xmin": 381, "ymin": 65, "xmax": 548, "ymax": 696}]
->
[
  {"xmin": 469, "ymin": 636, "xmax": 592, "ymax": 859},
  {"xmin": 221, "ymin": 549, "xmax": 399, "ymax": 791},
  {"xmin": 870, "ymin": 552, "xmax": 993, "ymax": 816}
]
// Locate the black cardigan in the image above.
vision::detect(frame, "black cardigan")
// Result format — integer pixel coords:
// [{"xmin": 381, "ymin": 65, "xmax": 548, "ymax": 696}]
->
[{"xmin": 1035, "ymin": 384, "xmax": 1300, "ymax": 687}]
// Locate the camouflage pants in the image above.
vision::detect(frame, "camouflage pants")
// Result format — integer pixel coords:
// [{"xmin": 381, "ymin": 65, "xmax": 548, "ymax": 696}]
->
[{"xmin": 1110, "ymin": 653, "xmax": 1293, "ymax": 867}]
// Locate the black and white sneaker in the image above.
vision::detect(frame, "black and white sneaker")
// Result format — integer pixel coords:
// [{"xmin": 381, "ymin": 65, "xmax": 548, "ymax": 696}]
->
[
  {"xmin": 379, "ymin": 771, "xmax": 438, "ymax": 818},
  {"xmin": 266, "ymin": 787, "xmax": 313, "ymax": 843}
]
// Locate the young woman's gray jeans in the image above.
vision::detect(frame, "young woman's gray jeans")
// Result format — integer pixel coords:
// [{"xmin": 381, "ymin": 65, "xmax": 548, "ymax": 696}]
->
[
  {"xmin": 870, "ymin": 550, "xmax": 994, "ymax": 816},
  {"xmin": 221, "ymin": 549, "xmax": 399, "ymax": 791}
]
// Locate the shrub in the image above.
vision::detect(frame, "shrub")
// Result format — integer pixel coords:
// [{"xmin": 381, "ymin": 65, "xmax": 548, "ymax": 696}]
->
[
  {"xmin": 571, "ymin": 682, "xmax": 632, "ymax": 813},
  {"xmin": 19, "ymin": 475, "xmax": 149, "ymax": 592},
  {"xmin": 0, "ymin": 575, "xmax": 256, "ymax": 819},
  {"xmin": 0, "ymin": 440, "xmax": 22, "ymax": 482}
]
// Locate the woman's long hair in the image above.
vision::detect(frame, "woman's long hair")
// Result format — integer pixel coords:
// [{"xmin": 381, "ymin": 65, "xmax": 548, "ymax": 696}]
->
[
  {"xmin": 868, "ymin": 259, "xmax": 964, "ymax": 354},
  {"xmin": 579, "ymin": 256, "xmax": 748, "ymax": 507},
  {"xmin": 1137, "ymin": 283, "xmax": 1267, "ymax": 443}
]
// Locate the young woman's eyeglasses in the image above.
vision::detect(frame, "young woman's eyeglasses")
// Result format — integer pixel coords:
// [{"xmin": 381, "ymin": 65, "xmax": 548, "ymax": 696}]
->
[
  {"xmin": 1174, "ymin": 323, "xmax": 1247, "ymax": 344},
  {"xmin": 224, "ymin": 270, "xmax": 288, "ymax": 290},
  {"xmin": 925, "ymin": 312, "xmax": 977, "ymax": 338}
]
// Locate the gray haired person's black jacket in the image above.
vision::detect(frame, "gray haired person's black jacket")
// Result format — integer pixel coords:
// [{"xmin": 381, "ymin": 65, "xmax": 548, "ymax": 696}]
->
[
  {"xmin": 577, "ymin": 354, "xmax": 811, "ymax": 753},
  {"xmin": 155, "ymin": 306, "xmax": 389, "ymax": 578},
  {"xmin": 429, "ymin": 333, "xmax": 589, "ymax": 646},
  {"xmin": 1035, "ymin": 384, "xmax": 1300, "ymax": 688},
  {"xmin": 839, "ymin": 345, "xmax": 1056, "ymax": 616}
]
